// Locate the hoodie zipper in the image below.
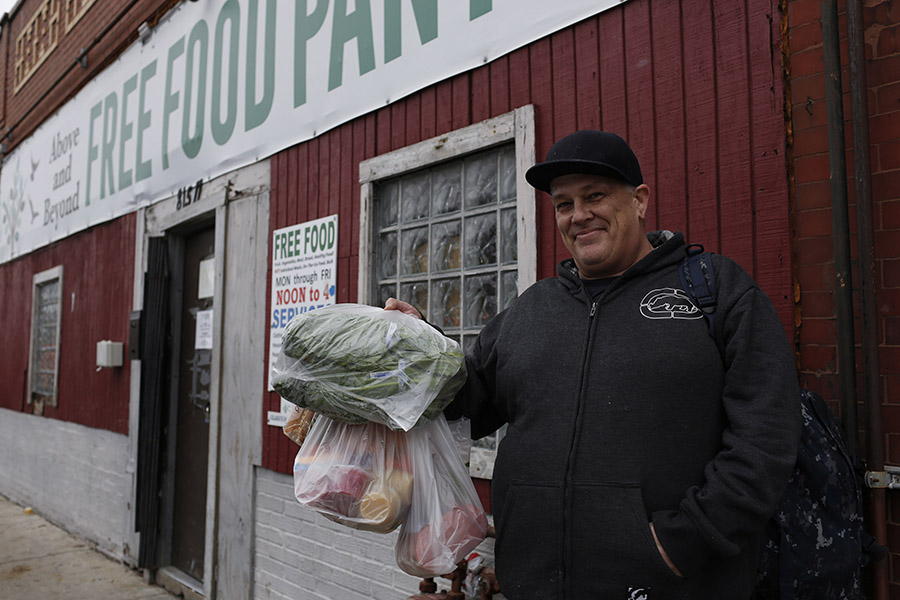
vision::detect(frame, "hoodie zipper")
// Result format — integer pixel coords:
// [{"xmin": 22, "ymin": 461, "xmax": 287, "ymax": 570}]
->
[{"xmin": 561, "ymin": 299, "xmax": 599, "ymax": 597}]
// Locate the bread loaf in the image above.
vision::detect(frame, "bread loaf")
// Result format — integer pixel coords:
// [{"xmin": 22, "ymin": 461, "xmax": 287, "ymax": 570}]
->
[{"xmin": 283, "ymin": 406, "xmax": 316, "ymax": 446}]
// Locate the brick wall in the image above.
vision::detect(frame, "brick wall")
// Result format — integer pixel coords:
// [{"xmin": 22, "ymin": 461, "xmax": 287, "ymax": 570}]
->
[
  {"xmin": 788, "ymin": 0, "xmax": 900, "ymax": 595},
  {"xmin": 790, "ymin": 0, "xmax": 899, "ymax": 428},
  {"xmin": 254, "ymin": 468, "xmax": 499, "ymax": 600},
  {"xmin": 1, "ymin": 0, "xmax": 180, "ymax": 153},
  {"xmin": 0, "ymin": 12, "xmax": 8, "ymax": 137}
]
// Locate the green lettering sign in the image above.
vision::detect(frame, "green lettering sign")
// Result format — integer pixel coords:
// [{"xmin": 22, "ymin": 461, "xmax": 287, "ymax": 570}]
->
[
  {"xmin": 470, "ymin": 0, "xmax": 491, "ymax": 20},
  {"xmin": 246, "ymin": 0, "xmax": 276, "ymax": 131},
  {"xmin": 384, "ymin": 0, "xmax": 437, "ymax": 64},
  {"xmin": 162, "ymin": 38, "xmax": 185, "ymax": 171},
  {"xmin": 294, "ymin": 0, "xmax": 328, "ymax": 108},
  {"xmin": 101, "ymin": 92, "xmax": 118, "ymax": 200},
  {"xmin": 118, "ymin": 74, "xmax": 137, "ymax": 191},
  {"xmin": 136, "ymin": 60, "xmax": 157, "ymax": 183},
  {"xmin": 85, "ymin": 101, "xmax": 102, "ymax": 206},
  {"xmin": 328, "ymin": 0, "xmax": 375, "ymax": 91},
  {"xmin": 212, "ymin": 0, "xmax": 239, "ymax": 145},
  {"xmin": 183, "ymin": 20, "xmax": 209, "ymax": 159}
]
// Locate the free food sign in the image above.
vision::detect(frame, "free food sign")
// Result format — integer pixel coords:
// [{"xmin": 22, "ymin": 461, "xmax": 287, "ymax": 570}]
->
[{"xmin": 268, "ymin": 215, "xmax": 338, "ymax": 396}]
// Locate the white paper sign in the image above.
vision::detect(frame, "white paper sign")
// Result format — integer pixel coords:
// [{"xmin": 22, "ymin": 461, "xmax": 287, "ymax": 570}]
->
[
  {"xmin": 198, "ymin": 257, "xmax": 215, "ymax": 300},
  {"xmin": 195, "ymin": 309, "xmax": 214, "ymax": 350},
  {"xmin": 266, "ymin": 411, "xmax": 287, "ymax": 428}
]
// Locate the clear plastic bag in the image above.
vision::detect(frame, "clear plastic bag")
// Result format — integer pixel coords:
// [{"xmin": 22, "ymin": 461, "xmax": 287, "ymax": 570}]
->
[
  {"xmin": 272, "ymin": 303, "xmax": 467, "ymax": 431},
  {"xmin": 293, "ymin": 416, "xmax": 413, "ymax": 533},
  {"xmin": 396, "ymin": 414, "xmax": 488, "ymax": 577}
]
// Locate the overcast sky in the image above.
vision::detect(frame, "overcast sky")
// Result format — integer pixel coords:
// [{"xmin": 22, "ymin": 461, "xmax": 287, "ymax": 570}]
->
[{"xmin": 0, "ymin": 0, "xmax": 16, "ymax": 18}]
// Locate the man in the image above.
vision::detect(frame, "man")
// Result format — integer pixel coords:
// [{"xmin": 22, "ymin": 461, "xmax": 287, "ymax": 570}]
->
[{"xmin": 387, "ymin": 130, "xmax": 800, "ymax": 599}]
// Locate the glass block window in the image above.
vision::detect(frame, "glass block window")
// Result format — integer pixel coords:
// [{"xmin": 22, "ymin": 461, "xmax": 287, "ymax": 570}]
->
[
  {"xmin": 372, "ymin": 144, "xmax": 519, "ymax": 354},
  {"xmin": 29, "ymin": 266, "xmax": 63, "ymax": 406}
]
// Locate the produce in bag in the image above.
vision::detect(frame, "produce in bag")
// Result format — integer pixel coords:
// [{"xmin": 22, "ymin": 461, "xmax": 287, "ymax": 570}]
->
[
  {"xmin": 283, "ymin": 405, "xmax": 316, "ymax": 447},
  {"xmin": 293, "ymin": 416, "xmax": 413, "ymax": 533},
  {"xmin": 272, "ymin": 303, "xmax": 467, "ymax": 431},
  {"xmin": 396, "ymin": 414, "xmax": 488, "ymax": 577}
]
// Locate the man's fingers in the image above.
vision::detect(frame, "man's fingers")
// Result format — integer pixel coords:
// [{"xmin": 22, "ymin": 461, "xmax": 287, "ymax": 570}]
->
[{"xmin": 384, "ymin": 297, "xmax": 423, "ymax": 320}]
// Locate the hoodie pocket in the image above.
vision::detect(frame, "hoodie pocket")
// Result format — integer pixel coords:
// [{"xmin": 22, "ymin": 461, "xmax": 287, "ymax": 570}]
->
[
  {"xmin": 494, "ymin": 482, "xmax": 565, "ymax": 599},
  {"xmin": 570, "ymin": 482, "xmax": 684, "ymax": 596}
]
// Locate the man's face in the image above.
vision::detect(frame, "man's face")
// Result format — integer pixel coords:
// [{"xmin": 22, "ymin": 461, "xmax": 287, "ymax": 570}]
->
[{"xmin": 550, "ymin": 173, "xmax": 651, "ymax": 279}]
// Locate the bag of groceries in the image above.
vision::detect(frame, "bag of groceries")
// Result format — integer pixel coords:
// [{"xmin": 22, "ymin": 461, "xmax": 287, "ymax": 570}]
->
[
  {"xmin": 283, "ymin": 405, "xmax": 316, "ymax": 447},
  {"xmin": 396, "ymin": 414, "xmax": 488, "ymax": 577},
  {"xmin": 272, "ymin": 303, "xmax": 467, "ymax": 431},
  {"xmin": 293, "ymin": 416, "xmax": 413, "ymax": 534}
]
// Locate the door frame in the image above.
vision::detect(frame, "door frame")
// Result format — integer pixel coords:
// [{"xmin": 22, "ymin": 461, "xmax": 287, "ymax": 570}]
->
[
  {"xmin": 134, "ymin": 179, "xmax": 229, "ymax": 599},
  {"xmin": 130, "ymin": 160, "xmax": 269, "ymax": 599}
]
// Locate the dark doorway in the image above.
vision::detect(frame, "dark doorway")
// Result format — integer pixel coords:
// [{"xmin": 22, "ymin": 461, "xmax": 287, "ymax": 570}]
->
[{"xmin": 170, "ymin": 225, "xmax": 214, "ymax": 582}]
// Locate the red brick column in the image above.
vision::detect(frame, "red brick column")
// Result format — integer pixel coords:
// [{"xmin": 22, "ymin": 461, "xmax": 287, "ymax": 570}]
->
[{"xmin": 788, "ymin": 0, "xmax": 900, "ymax": 595}]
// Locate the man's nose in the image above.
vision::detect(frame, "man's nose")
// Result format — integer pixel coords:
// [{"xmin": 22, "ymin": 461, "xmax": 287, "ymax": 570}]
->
[{"xmin": 572, "ymin": 199, "xmax": 592, "ymax": 222}]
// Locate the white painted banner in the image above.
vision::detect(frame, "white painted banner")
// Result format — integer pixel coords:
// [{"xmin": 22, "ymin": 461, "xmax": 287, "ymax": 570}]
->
[{"xmin": 0, "ymin": 0, "xmax": 620, "ymax": 263}]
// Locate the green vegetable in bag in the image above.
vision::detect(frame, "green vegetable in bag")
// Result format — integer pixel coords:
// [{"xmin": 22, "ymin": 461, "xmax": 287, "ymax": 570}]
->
[{"xmin": 272, "ymin": 304, "xmax": 466, "ymax": 430}]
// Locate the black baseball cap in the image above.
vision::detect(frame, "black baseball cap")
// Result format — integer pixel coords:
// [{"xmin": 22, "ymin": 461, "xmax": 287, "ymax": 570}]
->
[{"xmin": 524, "ymin": 130, "xmax": 644, "ymax": 193}]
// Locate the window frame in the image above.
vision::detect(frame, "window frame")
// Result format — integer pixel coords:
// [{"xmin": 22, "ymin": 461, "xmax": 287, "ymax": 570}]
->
[
  {"xmin": 358, "ymin": 105, "xmax": 537, "ymax": 306},
  {"xmin": 358, "ymin": 106, "xmax": 536, "ymax": 478},
  {"xmin": 27, "ymin": 264, "xmax": 64, "ymax": 408}
]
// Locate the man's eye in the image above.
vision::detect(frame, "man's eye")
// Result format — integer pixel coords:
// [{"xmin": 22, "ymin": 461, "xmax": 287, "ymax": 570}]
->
[{"xmin": 554, "ymin": 202, "xmax": 572, "ymax": 212}]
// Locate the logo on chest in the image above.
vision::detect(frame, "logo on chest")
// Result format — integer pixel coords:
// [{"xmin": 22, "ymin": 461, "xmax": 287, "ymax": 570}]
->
[{"xmin": 639, "ymin": 288, "xmax": 703, "ymax": 320}]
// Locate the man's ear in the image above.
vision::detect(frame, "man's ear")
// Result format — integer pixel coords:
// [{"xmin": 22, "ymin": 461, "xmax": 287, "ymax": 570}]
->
[{"xmin": 633, "ymin": 184, "xmax": 650, "ymax": 219}]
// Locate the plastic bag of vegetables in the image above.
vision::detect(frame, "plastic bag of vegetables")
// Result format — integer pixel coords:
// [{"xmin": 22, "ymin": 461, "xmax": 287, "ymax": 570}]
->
[
  {"xmin": 293, "ymin": 416, "xmax": 413, "ymax": 533},
  {"xmin": 272, "ymin": 303, "xmax": 467, "ymax": 431},
  {"xmin": 395, "ymin": 414, "xmax": 488, "ymax": 576}
]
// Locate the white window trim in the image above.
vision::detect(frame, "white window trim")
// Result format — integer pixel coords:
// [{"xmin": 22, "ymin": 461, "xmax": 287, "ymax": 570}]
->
[
  {"xmin": 27, "ymin": 265, "xmax": 64, "ymax": 407},
  {"xmin": 358, "ymin": 105, "xmax": 537, "ymax": 304}
]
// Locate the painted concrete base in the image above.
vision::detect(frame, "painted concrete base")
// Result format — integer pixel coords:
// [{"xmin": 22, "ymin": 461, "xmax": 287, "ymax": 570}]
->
[{"xmin": 0, "ymin": 408, "xmax": 134, "ymax": 563}]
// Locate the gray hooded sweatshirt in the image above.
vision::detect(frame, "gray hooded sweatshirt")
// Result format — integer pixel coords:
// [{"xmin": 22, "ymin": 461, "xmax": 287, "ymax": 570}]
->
[{"xmin": 450, "ymin": 231, "xmax": 801, "ymax": 600}]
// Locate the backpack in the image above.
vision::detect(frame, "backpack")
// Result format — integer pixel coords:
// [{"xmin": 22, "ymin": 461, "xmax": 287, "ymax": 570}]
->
[{"xmin": 678, "ymin": 244, "xmax": 882, "ymax": 600}]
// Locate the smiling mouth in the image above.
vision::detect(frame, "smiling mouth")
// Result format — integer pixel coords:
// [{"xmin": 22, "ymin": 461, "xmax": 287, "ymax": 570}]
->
[{"xmin": 573, "ymin": 228, "xmax": 607, "ymax": 241}]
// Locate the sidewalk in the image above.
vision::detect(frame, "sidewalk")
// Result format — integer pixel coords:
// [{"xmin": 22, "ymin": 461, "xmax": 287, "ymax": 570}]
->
[{"xmin": 0, "ymin": 494, "xmax": 175, "ymax": 600}]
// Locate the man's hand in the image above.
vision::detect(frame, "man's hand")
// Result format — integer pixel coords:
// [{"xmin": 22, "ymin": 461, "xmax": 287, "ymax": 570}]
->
[
  {"xmin": 650, "ymin": 523, "xmax": 684, "ymax": 578},
  {"xmin": 384, "ymin": 297, "xmax": 423, "ymax": 320}
]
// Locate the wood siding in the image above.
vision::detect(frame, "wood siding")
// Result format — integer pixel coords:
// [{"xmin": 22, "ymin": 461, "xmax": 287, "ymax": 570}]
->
[
  {"xmin": 0, "ymin": 214, "xmax": 135, "ymax": 433},
  {"xmin": 263, "ymin": 0, "xmax": 794, "ymax": 473}
]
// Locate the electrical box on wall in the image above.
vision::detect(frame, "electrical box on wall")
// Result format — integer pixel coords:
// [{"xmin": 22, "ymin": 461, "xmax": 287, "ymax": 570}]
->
[
  {"xmin": 129, "ymin": 311, "xmax": 141, "ymax": 360},
  {"xmin": 96, "ymin": 341, "xmax": 124, "ymax": 368}
]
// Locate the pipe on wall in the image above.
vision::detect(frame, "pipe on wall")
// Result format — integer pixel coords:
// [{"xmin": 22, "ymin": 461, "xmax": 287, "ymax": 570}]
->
[
  {"xmin": 846, "ymin": 0, "xmax": 890, "ymax": 597},
  {"xmin": 823, "ymin": 1, "xmax": 889, "ymax": 597},
  {"xmin": 821, "ymin": 0, "xmax": 858, "ymax": 454}
]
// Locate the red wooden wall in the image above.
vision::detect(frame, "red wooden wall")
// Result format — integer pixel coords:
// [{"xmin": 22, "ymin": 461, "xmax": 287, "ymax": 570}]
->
[
  {"xmin": 0, "ymin": 0, "xmax": 179, "ymax": 434},
  {"xmin": 263, "ymin": 0, "xmax": 794, "ymax": 474},
  {"xmin": 0, "ymin": 213, "xmax": 135, "ymax": 434}
]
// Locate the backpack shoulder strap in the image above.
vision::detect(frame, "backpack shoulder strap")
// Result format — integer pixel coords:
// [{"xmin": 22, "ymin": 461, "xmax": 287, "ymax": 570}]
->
[{"xmin": 679, "ymin": 244, "xmax": 718, "ymax": 337}]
